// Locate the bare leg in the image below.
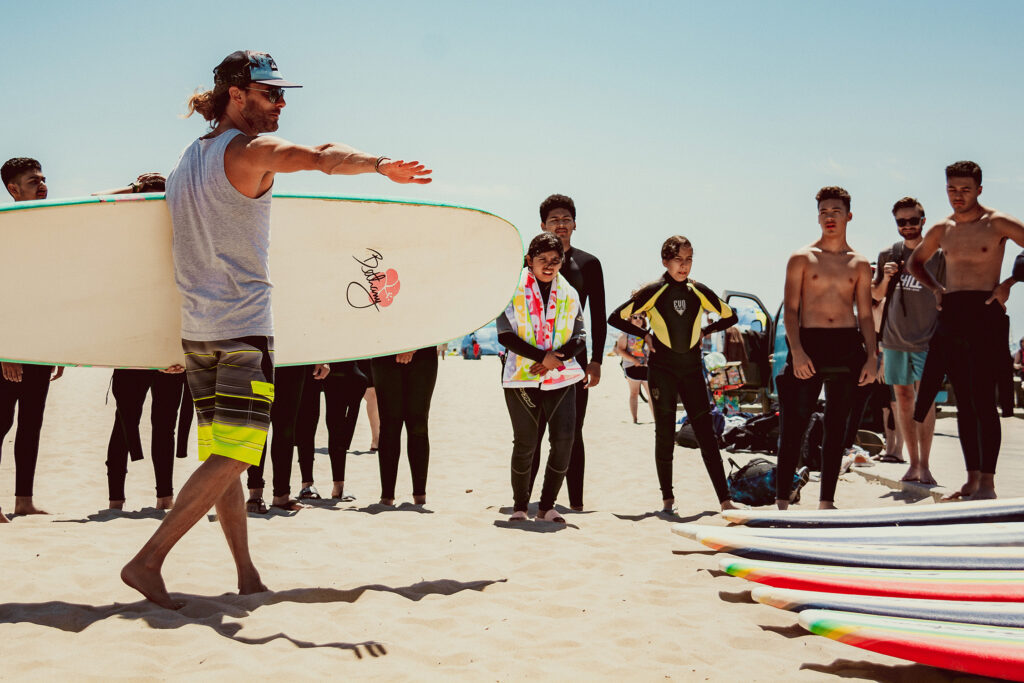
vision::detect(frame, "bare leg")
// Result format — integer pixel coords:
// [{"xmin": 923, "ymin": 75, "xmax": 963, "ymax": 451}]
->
[
  {"xmin": 892, "ymin": 385, "xmax": 933, "ymax": 481},
  {"xmin": 882, "ymin": 405, "xmax": 902, "ymax": 458},
  {"xmin": 917, "ymin": 393, "xmax": 937, "ymax": 484},
  {"xmin": 413, "ymin": 494, "xmax": 426, "ymax": 505},
  {"xmin": 0, "ymin": 508, "xmax": 9, "ymax": 523},
  {"xmin": 662, "ymin": 497, "xmax": 675, "ymax": 512},
  {"xmin": 628, "ymin": 380, "xmax": 640, "ymax": 423},
  {"xmin": 330, "ymin": 480, "xmax": 344, "ymax": 498},
  {"xmin": 644, "ymin": 382, "xmax": 654, "ymax": 420},
  {"xmin": 109, "ymin": 499, "xmax": 126, "ymax": 510},
  {"xmin": 364, "ymin": 388, "xmax": 380, "ymax": 449},
  {"xmin": 818, "ymin": 500, "xmax": 837, "ymax": 510},
  {"xmin": 776, "ymin": 498, "xmax": 789, "ymax": 511},
  {"xmin": 213, "ymin": 476, "xmax": 267, "ymax": 595},
  {"xmin": 156, "ymin": 495, "xmax": 174, "ymax": 510},
  {"xmin": 13, "ymin": 496, "xmax": 48, "ymax": 515},
  {"xmin": 121, "ymin": 454, "xmax": 251, "ymax": 609}
]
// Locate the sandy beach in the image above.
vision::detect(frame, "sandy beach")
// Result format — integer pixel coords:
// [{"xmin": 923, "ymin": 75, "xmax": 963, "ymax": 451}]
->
[{"xmin": 0, "ymin": 357, "xmax": 1000, "ymax": 681}]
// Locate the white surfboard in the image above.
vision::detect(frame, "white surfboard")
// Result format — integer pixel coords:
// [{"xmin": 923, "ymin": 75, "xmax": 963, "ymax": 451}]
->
[{"xmin": 0, "ymin": 193, "xmax": 523, "ymax": 368}]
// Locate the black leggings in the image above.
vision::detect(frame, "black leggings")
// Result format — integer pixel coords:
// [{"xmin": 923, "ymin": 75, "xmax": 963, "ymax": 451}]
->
[
  {"xmin": 648, "ymin": 356, "xmax": 730, "ymax": 502},
  {"xmin": 296, "ymin": 361, "xmax": 368, "ymax": 483},
  {"xmin": 0, "ymin": 364, "xmax": 53, "ymax": 497},
  {"xmin": 529, "ymin": 353, "xmax": 589, "ymax": 508},
  {"xmin": 506, "ymin": 385, "xmax": 575, "ymax": 512},
  {"xmin": 247, "ymin": 365, "xmax": 308, "ymax": 497},
  {"xmin": 106, "ymin": 369, "xmax": 189, "ymax": 500},
  {"xmin": 372, "ymin": 349, "xmax": 438, "ymax": 499},
  {"xmin": 917, "ymin": 292, "xmax": 1002, "ymax": 474},
  {"xmin": 777, "ymin": 328, "xmax": 865, "ymax": 502}
]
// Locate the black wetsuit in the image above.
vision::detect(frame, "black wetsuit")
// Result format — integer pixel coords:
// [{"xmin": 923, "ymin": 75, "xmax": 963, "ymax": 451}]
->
[
  {"xmin": 527, "ymin": 246, "xmax": 605, "ymax": 508},
  {"xmin": 372, "ymin": 347, "xmax": 438, "ymax": 500},
  {"xmin": 246, "ymin": 364, "xmax": 308, "ymax": 498},
  {"xmin": 105, "ymin": 369, "xmax": 192, "ymax": 501},
  {"xmin": 914, "ymin": 292, "xmax": 1008, "ymax": 474},
  {"xmin": 295, "ymin": 361, "xmax": 368, "ymax": 486},
  {"xmin": 608, "ymin": 274, "xmax": 737, "ymax": 502},
  {"xmin": 0, "ymin": 364, "xmax": 54, "ymax": 498},
  {"xmin": 776, "ymin": 328, "xmax": 866, "ymax": 502}
]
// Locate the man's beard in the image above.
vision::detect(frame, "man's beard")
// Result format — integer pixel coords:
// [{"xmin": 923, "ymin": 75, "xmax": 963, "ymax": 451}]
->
[
  {"xmin": 899, "ymin": 228, "xmax": 921, "ymax": 241},
  {"xmin": 241, "ymin": 100, "xmax": 279, "ymax": 133}
]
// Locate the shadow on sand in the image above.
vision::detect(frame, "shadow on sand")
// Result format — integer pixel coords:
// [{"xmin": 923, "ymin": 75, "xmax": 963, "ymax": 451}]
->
[
  {"xmin": 55, "ymin": 508, "xmax": 168, "ymax": 523},
  {"xmin": 800, "ymin": 658, "xmax": 958, "ymax": 682},
  {"xmin": 613, "ymin": 509, "xmax": 719, "ymax": 523},
  {"xmin": 0, "ymin": 578, "xmax": 505, "ymax": 656}
]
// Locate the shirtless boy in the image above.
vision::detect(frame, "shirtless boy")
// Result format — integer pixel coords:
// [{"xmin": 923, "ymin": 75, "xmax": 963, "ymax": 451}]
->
[
  {"xmin": 907, "ymin": 161, "xmax": 1024, "ymax": 501},
  {"xmin": 777, "ymin": 187, "xmax": 876, "ymax": 510}
]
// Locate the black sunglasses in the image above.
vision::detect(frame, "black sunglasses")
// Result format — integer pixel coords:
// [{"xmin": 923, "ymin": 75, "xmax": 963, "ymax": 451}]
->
[
  {"xmin": 895, "ymin": 216, "xmax": 923, "ymax": 227},
  {"xmin": 246, "ymin": 85, "xmax": 286, "ymax": 104}
]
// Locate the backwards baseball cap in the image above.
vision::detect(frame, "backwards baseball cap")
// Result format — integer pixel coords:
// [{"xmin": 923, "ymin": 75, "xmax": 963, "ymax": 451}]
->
[{"xmin": 213, "ymin": 50, "xmax": 302, "ymax": 90}]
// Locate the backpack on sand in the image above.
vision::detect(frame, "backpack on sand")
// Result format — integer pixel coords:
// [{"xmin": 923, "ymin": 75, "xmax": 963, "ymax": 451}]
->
[{"xmin": 726, "ymin": 457, "xmax": 808, "ymax": 506}]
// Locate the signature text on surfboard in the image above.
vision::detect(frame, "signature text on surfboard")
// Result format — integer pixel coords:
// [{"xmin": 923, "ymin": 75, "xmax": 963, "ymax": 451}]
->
[{"xmin": 347, "ymin": 249, "xmax": 400, "ymax": 310}]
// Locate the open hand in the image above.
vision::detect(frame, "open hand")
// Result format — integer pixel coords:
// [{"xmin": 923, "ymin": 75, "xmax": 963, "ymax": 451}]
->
[{"xmin": 379, "ymin": 159, "xmax": 433, "ymax": 185}]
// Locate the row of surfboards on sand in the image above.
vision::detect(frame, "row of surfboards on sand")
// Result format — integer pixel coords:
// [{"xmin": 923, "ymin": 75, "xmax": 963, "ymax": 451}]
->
[{"xmin": 672, "ymin": 497, "xmax": 1024, "ymax": 681}]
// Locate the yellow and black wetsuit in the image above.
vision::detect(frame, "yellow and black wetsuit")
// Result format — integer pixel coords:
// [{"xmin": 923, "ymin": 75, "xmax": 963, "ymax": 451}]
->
[{"xmin": 608, "ymin": 274, "xmax": 737, "ymax": 502}]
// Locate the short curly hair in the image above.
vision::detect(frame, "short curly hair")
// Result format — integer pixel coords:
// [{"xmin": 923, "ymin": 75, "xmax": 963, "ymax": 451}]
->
[
  {"xmin": 1, "ymin": 157, "xmax": 41, "ymax": 187},
  {"xmin": 946, "ymin": 160, "xmax": 982, "ymax": 185},
  {"xmin": 539, "ymin": 194, "xmax": 576, "ymax": 222},
  {"xmin": 891, "ymin": 196, "xmax": 924, "ymax": 217},
  {"xmin": 527, "ymin": 232, "xmax": 564, "ymax": 259},
  {"xmin": 816, "ymin": 186, "xmax": 851, "ymax": 212},
  {"xmin": 661, "ymin": 235, "xmax": 693, "ymax": 261}
]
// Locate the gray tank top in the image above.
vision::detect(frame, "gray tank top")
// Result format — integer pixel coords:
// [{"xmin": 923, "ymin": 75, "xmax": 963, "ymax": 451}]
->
[{"xmin": 166, "ymin": 129, "xmax": 273, "ymax": 341}]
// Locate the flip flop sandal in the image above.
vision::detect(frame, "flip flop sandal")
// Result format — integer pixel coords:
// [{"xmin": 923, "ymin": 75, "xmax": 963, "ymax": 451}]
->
[
  {"xmin": 508, "ymin": 511, "xmax": 529, "ymax": 522},
  {"xmin": 246, "ymin": 497, "xmax": 269, "ymax": 514},
  {"xmin": 298, "ymin": 486, "xmax": 322, "ymax": 500}
]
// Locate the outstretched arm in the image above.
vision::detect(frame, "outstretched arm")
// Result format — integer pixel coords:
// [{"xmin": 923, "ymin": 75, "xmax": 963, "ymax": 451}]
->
[{"xmin": 239, "ymin": 137, "xmax": 431, "ymax": 183}]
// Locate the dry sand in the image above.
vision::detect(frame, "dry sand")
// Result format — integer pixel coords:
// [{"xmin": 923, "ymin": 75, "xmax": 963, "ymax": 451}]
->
[{"xmin": 0, "ymin": 358, "xmax": 993, "ymax": 681}]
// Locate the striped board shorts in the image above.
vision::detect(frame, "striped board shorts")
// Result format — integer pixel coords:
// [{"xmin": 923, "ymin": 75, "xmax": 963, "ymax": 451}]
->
[{"xmin": 182, "ymin": 336, "xmax": 275, "ymax": 466}]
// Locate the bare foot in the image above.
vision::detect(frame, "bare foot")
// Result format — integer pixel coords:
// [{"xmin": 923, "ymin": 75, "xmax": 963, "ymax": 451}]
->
[
  {"xmin": 379, "ymin": 498, "xmax": 395, "ymax": 506},
  {"xmin": 121, "ymin": 558, "xmax": 183, "ymax": 610},
  {"xmin": 156, "ymin": 496, "xmax": 174, "ymax": 510},
  {"xmin": 13, "ymin": 497, "xmax": 48, "ymax": 515},
  {"xmin": 818, "ymin": 501, "xmax": 837, "ymax": 510},
  {"xmin": 942, "ymin": 482, "xmax": 979, "ymax": 502},
  {"xmin": 108, "ymin": 500, "xmax": 126, "ymax": 510},
  {"xmin": 916, "ymin": 469, "xmax": 938, "ymax": 486},
  {"xmin": 413, "ymin": 494, "xmax": 426, "ymax": 505},
  {"xmin": 238, "ymin": 566, "xmax": 268, "ymax": 595},
  {"xmin": 972, "ymin": 487, "xmax": 997, "ymax": 500},
  {"xmin": 720, "ymin": 499, "xmax": 741, "ymax": 511},
  {"xmin": 0, "ymin": 508, "xmax": 9, "ymax": 523},
  {"xmin": 662, "ymin": 497, "xmax": 675, "ymax": 513}
]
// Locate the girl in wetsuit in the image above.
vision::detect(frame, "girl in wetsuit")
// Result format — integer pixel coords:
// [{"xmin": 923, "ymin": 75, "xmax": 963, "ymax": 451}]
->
[
  {"xmin": 496, "ymin": 232, "xmax": 587, "ymax": 523},
  {"xmin": 608, "ymin": 235, "xmax": 739, "ymax": 512}
]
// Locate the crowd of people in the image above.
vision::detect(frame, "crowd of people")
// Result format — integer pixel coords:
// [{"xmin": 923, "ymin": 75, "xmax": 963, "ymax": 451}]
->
[{"xmin": 2, "ymin": 49, "xmax": 1023, "ymax": 610}]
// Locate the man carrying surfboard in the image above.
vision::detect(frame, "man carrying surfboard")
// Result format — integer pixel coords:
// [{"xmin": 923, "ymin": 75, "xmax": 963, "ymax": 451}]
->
[
  {"xmin": 776, "ymin": 187, "xmax": 876, "ymax": 510},
  {"xmin": 907, "ymin": 161, "xmax": 1024, "ymax": 501},
  {"xmin": 121, "ymin": 50, "xmax": 431, "ymax": 608},
  {"xmin": 1, "ymin": 157, "xmax": 64, "ymax": 524}
]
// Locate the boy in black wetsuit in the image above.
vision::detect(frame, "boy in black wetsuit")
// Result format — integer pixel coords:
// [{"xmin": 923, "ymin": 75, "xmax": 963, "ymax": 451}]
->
[
  {"xmin": 777, "ymin": 186, "xmax": 876, "ymax": 510},
  {"xmin": 529, "ymin": 194, "xmax": 606, "ymax": 511},
  {"xmin": 609, "ymin": 236, "xmax": 739, "ymax": 512}
]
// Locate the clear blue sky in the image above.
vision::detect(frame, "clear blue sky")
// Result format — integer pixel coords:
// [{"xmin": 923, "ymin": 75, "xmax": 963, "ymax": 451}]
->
[{"xmin": 6, "ymin": 0, "xmax": 1024, "ymax": 340}]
